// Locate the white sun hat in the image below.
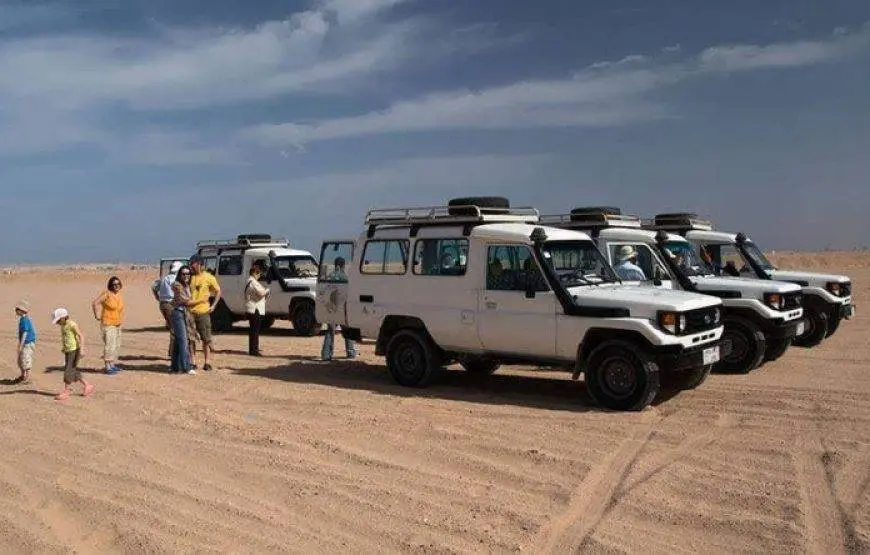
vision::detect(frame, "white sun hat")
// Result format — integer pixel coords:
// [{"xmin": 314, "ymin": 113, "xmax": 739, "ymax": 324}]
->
[
  {"xmin": 616, "ymin": 245, "xmax": 638, "ymax": 262},
  {"xmin": 51, "ymin": 307, "xmax": 69, "ymax": 324}
]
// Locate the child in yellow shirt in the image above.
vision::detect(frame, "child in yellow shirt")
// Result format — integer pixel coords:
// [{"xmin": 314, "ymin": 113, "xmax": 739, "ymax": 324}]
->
[{"xmin": 51, "ymin": 308, "xmax": 94, "ymax": 401}]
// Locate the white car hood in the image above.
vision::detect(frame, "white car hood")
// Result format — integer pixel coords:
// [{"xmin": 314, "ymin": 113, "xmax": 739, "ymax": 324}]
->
[
  {"xmin": 691, "ymin": 275, "xmax": 801, "ymax": 299},
  {"xmin": 768, "ymin": 269, "xmax": 850, "ymax": 288},
  {"xmin": 569, "ymin": 284, "xmax": 720, "ymax": 318}
]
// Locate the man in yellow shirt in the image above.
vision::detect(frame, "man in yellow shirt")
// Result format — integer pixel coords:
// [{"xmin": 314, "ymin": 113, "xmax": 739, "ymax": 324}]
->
[{"xmin": 189, "ymin": 255, "xmax": 221, "ymax": 371}]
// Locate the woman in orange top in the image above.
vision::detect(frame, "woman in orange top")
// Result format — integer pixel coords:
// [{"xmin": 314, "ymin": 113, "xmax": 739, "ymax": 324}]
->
[{"xmin": 92, "ymin": 276, "xmax": 125, "ymax": 375}]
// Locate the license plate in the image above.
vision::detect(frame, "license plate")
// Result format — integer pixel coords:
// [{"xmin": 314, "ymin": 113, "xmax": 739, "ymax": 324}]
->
[
  {"xmin": 796, "ymin": 321, "xmax": 806, "ymax": 336},
  {"xmin": 702, "ymin": 346, "xmax": 720, "ymax": 365}
]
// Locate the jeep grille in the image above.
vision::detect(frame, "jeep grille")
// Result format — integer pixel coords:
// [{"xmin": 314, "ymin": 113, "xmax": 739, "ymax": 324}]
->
[
  {"xmin": 842, "ymin": 282, "xmax": 852, "ymax": 297},
  {"xmin": 683, "ymin": 306, "xmax": 720, "ymax": 335},
  {"xmin": 783, "ymin": 292, "xmax": 802, "ymax": 310}
]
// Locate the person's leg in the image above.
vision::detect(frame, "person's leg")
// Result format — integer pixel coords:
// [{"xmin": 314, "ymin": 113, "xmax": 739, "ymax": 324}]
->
[
  {"xmin": 344, "ymin": 335, "xmax": 358, "ymax": 359},
  {"xmin": 18, "ymin": 343, "xmax": 34, "ymax": 382},
  {"xmin": 161, "ymin": 303, "xmax": 175, "ymax": 359},
  {"xmin": 250, "ymin": 311, "xmax": 261, "ymax": 355},
  {"xmin": 170, "ymin": 310, "xmax": 185, "ymax": 372},
  {"xmin": 196, "ymin": 314, "xmax": 214, "ymax": 370},
  {"xmin": 185, "ymin": 311, "xmax": 198, "ymax": 368},
  {"xmin": 102, "ymin": 325, "xmax": 112, "ymax": 372},
  {"xmin": 58, "ymin": 350, "xmax": 79, "ymax": 400},
  {"xmin": 321, "ymin": 324, "xmax": 335, "ymax": 360}
]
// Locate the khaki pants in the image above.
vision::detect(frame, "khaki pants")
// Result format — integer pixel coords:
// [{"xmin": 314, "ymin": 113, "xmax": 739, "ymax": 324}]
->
[
  {"xmin": 160, "ymin": 301, "xmax": 175, "ymax": 357},
  {"xmin": 18, "ymin": 343, "xmax": 35, "ymax": 371},
  {"xmin": 102, "ymin": 325, "xmax": 122, "ymax": 362}
]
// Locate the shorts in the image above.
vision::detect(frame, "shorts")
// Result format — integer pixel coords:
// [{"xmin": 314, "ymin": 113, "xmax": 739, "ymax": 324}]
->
[
  {"xmin": 193, "ymin": 313, "xmax": 212, "ymax": 343},
  {"xmin": 102, "ymin": 325, "xmax": 122, "ymax": 362},
  {"xmin": 18, "ymin": 343, "xmax": 35, "ymax": 371},
  {"xmin": 63, "ymin": 349, "xmax": 81, "ymax": 385}
]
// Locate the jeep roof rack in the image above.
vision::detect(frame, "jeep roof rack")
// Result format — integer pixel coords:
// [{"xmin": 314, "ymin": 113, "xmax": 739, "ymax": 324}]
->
[
  {"xmin": 539, "ymin": 207, "xmax": 642, "ymax": 229},
  {"xmin": 642, "ymin": 213, "xmax": 714, "ymax": 232},
  {"xmin": 196, "ymin": 234, "xmax": 290, "ymax": 250},
  {"xmin": 364, "ymin": 203, "xmax": 539, "ymax": 237}
]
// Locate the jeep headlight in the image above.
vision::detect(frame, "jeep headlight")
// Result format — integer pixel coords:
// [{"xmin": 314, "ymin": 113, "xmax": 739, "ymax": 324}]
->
[
  {"xmin": 658, "ymin": 311, "xmax": 681, "ymax": 335},
  {"xmin": 712, "ymin": 307, "xmax": 721, "ymax": 324},
  {"xmin": 826, "ymin": 282, "xmax": 842, "ymax": 297},
  {"xmin": 764, "ymin": 293, "xmax": 784, "ymax": 310}
]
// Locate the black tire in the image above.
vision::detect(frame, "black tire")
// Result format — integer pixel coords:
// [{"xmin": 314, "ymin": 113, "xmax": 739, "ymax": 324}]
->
[
  {"xmin": 793, "ymin": 309, "xmax": 828, "ymax": 348},
  {"xmin": 570, "ymin": 206, "xmax": 622, "ymax": 216},
  {"xmin": 261, "ymin": 316, "xmax": 276, "ymax": 330},
  {"xmin": 667, "ymin": 365, "xmax": 713, "ymax": 391},
  {"xmin": 585, "ymin": 341, "xmax": 660, "ymax": 411},
  {"xmin": 210, "ymin": 299, "xmax": 235, "ymax": 333},
  {"xmin": 386, "ymin": 329, "xmax": 443, "ymax": 387},
  {"xmin": 459, "ymin": 356, "xmax": 500, "ymax": 376},
  {"xmin": 291, "ymin": 302, "xmax": 319, "ymax": 336},
  {"xmin": 447, "ymin": 196, "xmax": 510, "ymax": 216},
  {"xmin": 825, "ymin": 308, "xmax": 841, "ymax": 338},
  {"xmin": 714, "ymin": 317, "xmax": 766, "ymax": 374},
  {"xmin": 763, "ymin": 337, "xmax": 791, "ymax": 362}
]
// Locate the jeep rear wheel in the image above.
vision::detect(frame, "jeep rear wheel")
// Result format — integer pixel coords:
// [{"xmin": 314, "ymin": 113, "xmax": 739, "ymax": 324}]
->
[
  {"xmin": 291, "ymin": 302, "xmax": 319, "ymax": 336},
  {"xmin": 763, "ymin": 337, "xmax": 791, "ymax": 362},
  {"xmin": 261, "ymin": 316, "xmax": 276, "ymax": 330},
  {"xmin": 585, "ymin": 342, "xmax": 659, "ymax": 411},
  {"xmin": 793, "ymin": 309, "xmax": 828, "ymax": 348},
  {"xmin": 714, "ymin": 317, "xmax": 765, "ymax": 374},
  {"xmin": 459, "ymin": 356, "xmax": 500, "ymax": 376},
  {"xmin": 211, "ymin": 300, "xmax": 235, "ymax": 333},
  {"xmin": 386, "ymin": 329, "xmax": 442, "ymax": 387}
]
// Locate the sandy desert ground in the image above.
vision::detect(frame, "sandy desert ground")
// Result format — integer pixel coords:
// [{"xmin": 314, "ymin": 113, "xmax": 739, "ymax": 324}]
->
[{"xmin": 0, "ymin": 252, "xmax": 867, "ymax": 554}]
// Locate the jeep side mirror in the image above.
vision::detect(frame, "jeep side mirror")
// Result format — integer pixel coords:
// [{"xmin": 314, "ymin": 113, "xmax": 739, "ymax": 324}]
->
[{"xmin": 524, "ymin": 274, "xmax": 536, "ymax": 299}]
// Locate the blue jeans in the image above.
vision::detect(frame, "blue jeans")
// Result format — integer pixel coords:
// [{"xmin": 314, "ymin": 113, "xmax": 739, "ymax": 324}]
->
[
  {"xmin": 170, "ymin": 309, "xmax": 192, "ymax": 372},
  {"xmin": 321, "ymin": 324, "xmax": 357, "ymax": 360}
]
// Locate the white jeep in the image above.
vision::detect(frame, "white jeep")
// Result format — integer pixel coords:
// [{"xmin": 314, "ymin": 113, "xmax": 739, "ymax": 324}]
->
[
  {"xmin": 540, "ymin": 208, "xmax": 804, "ymax": 374},
  {"xmin": 315, "ymin": 197, "xmax": 731, "ymax": 411},
  {"xmin": 191, "ymin": 234, "xmax": 320, "ymax": 335},
  {"xmin": 648, "ymin": 214, "xmax": 855, "ymax": 348}
]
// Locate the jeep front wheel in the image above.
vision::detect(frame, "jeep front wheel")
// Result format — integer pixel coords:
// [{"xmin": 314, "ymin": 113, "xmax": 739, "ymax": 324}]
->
[
  {"xmin": 671, "ymin": 365, "xmax": 712, "ymax": 391},
  {"xmin": 291, "ymin": 302, "xmax": 319, "ymax": 336},
  {"xmin": 715, "ymin": 317, "xmax": 765, "ymax": 374},
  {"xmin": 459, "ymin": 356, "xmax": 500, "ymax": 376},
  {"xmin": 793, "ymin": 309, "xmax": 828, "ymax": 348},
  {"xmin": 763, "ymin": 337, "xmax": 791, "ymax": 362},
  {"xmin": 386, "ymin": 329, "xmax": 442, "ymax": 387},
  {"xmin": 585, "ymin": 342, "xmax": 659, "ymax": 411}
]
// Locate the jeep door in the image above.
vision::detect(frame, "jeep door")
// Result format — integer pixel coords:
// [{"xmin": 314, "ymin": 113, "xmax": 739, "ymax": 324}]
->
[
  {"xmin": 477, "ymin": 244, "xmax": 557, "ymax": 357},
  {"xmin": 215, "ymin": 250, "xmax": 245, "ymax": 314},
  {"xmin": 316, "ymin": 241, "xmax": 354, "ymax": 326}
]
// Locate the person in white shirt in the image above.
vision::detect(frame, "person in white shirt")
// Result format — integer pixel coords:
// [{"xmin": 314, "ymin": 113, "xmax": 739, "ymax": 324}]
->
[
  {"xmin": 613, "ymin": 245, "xmax": 647, "ymax": 281},
  {"xmin": 321, "ymin": 257, "xmax": 358, "ymax": 361},
  {"xmin": 151, "ymin": 261, "xmax": 184, "ymax": 359},
  {"xmin": 245, "ymin": 264, "xmax": 270, "ymax": 356}
]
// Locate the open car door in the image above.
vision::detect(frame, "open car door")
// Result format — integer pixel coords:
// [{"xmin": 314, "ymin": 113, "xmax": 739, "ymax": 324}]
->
[{"xmin": 315, "ymin": 240, "xmax": 355, "ymax": 326}]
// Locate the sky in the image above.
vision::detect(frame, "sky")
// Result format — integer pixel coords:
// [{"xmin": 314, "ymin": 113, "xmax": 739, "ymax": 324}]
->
[{"xmin": 1, "ymin": 0, "xmax": 869, "ymax": 263}]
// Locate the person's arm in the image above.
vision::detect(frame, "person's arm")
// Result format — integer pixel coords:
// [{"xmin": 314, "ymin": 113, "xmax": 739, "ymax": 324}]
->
[
  {"xmin": 209, "ymin": 278, "xmax": 222, "ymax": 313},
  {"xmin": 92, "ymin": 292, "xmax": 106, "ymax": 321},
  {"xmin": 73, "ymin": 322, "xmax": 84, "ymax": 353},
  {"xmin": 17, "ymin": 322, "xmax": 26, "ymax": 353}
]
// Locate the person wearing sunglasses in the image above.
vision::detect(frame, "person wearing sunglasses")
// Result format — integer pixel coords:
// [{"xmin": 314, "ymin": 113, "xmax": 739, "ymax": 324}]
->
[
  {"xmin": 92, "ymin": 275, "xmax": 125, "ymax": 375},
  {"xmin": 170, "ymin": 266, "xmax": 198, "ymax": 374}
]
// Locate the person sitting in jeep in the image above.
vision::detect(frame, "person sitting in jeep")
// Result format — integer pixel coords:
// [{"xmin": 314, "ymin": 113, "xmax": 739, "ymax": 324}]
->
[{"xmin": 614, "ymin": 245, "xmax": 647, "ymax": 281}]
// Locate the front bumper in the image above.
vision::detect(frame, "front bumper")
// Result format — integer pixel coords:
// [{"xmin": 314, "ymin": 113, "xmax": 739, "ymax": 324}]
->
[
  {"xmin": 766, "ymin": 317, "xmax": 803, "ymax": 340},
  {"xmin": 840, "ymin": 303, "xmax": 856, "ymax": 320},
  {"xmin": 655, "ymin": 338, "xmax": 733, "ymax": 372}
]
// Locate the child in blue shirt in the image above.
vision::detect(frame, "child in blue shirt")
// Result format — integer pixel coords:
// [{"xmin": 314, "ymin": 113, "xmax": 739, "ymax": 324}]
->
[{"xmin": 15, "ymin": 300, "xmax": 37, "ymax": 384}]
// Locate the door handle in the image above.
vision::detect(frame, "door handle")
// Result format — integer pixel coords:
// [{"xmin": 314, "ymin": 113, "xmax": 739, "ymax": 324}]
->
[
  {"xmin": 485, "ymin": 300, "xmax": 498, "ymax": 310},
  {"xmin": 360, "ymin": 295, "xmax": 374, "ymax": 303}
]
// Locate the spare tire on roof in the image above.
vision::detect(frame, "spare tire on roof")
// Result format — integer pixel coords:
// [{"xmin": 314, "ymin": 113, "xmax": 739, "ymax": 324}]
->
[{"xmin": 447, "ymin": 196, "xmax": 510, "ymax": 216}]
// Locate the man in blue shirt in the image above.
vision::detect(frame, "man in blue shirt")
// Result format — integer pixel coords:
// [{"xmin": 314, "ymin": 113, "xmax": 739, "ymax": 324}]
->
[
  {"xmin": 15, "ymin": 300, "xmax": 37, "ymax": 384},
  {"xmin": 152, "ymin": 261, "xmax": 184, "ymax": 359},
  {"xmin": 614, "ymin": 245, "xmax": 648, "ymax": 281}
]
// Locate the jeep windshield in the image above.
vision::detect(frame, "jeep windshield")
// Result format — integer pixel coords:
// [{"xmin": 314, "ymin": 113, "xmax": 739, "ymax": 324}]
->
[
  {"xmin": 540, "ymin": 240, "xmax": 618, "ymax": 287},
  {"xmin": 662, "ymin": 241, "xmax": 715, "ymax": 277},
  {"xmin": 740, "ymin": 241, "xmax": 776, "ymax": 272},
  {"xmin": 271, "ymin": 255, "xmax": 318, "ymax": 279}
]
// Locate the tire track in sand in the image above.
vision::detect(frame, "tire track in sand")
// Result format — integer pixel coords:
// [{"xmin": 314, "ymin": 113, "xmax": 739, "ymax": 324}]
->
[
  {"xmin": 794, "ymin": 437, "xmax": 849, "ymax": 554},
  {"xmin": 532, "ymin": 412, "xmax": 734, "ymax": 554}
]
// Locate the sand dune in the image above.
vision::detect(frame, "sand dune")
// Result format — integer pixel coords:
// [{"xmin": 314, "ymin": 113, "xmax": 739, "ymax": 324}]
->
[{"xmin": 0, "ymin": 252, "xmax": 867, "ymax": 553}]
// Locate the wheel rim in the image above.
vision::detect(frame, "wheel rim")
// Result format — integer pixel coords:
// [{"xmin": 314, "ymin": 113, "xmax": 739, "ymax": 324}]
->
[
  {"xmin": 294, "ymin": 307, "xmax": 315, "ymax": 330},
  {"xmin": 599, "ymin": 356, "xmax": 638, "ymax": 400},
  {"xmin": 724, "ymin": 329, "xmax": 749, "ymax": 363},
  {"xmin": 797, "ymin": 317, "xmax": 815, "ymax": 340},
  {"xmin": 394, "ymin": 340, "xmax": 425, "ymax": 382}
]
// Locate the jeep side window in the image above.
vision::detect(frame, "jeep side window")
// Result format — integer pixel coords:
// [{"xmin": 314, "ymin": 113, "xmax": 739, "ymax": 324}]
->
[
  {"xmin": 361, "ymin": 240, "xmax": 409, "ymax": 275},
  {"xmin": 608, "ymin": 243, "xmax": 667, "ymax": 281},
  {"xmin": 716, "ymin": 244, "xmax": 749, "ymax": 275},
  {"xmin": 413, "ymin": 238, "xmax": 468, "ymax": 276},
  {"xmin": 218, "ymin": 255, "xmax": 243, "ymax": 276},
  {"xmin": 486, "ymin": 245, "xmax": 548, "ymax": 292},
  {"xmin": 320, "ymin": 243, "xmax": 354, "ymax": 282}
]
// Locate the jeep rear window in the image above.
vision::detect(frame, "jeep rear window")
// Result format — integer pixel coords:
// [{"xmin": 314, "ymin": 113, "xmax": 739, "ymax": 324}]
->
[
  {"xmin": 361, "ymin": 240, "xmax": 409, "ymax": 275},
  {"xmin": 413, "ymin": 238, "xmax": 468, "ymax": 276}
]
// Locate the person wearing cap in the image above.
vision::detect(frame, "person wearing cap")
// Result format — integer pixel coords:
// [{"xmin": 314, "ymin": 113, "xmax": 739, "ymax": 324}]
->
[
  {"xmin": 189, "ymin": 255, "xmax": 221, "ymax": 371},
  {"xmin": 153, "ymin": 261, "xmax": 184, "ymax": 360},
  {"xmin": 51, "ymin": 308, "xmax": 94, "ymax": 401},
  {"xmin": 14, "ymin": 300, "xmax": 37, "ymax": 384},
  {"xmin": 614, "ymin": 245, "xmax": 647, "ymax": 281},
  {"xmin": 92, "ymin": 276, "xmax": 125, "ymax": 375}
]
